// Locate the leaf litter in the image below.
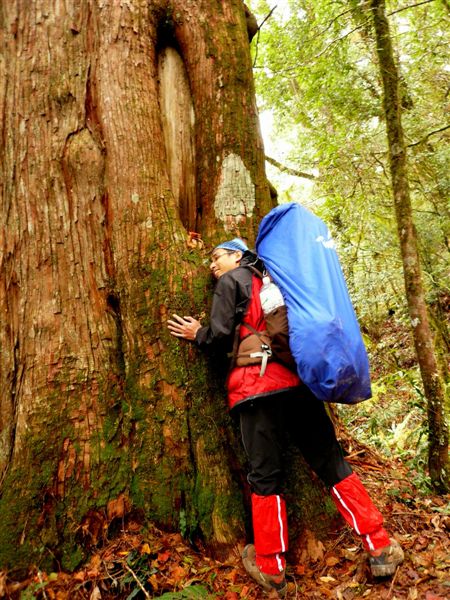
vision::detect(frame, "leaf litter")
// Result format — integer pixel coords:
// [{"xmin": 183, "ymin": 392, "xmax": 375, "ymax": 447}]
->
[{"xmin": 0, "ymin": 444, "xmax": 448, "ymax": 599}]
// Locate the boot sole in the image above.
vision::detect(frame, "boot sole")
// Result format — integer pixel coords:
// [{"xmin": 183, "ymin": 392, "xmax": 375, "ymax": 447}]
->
[{"xmin": 371, "ymin": 564, "xmax": 400, "ymax": 577}]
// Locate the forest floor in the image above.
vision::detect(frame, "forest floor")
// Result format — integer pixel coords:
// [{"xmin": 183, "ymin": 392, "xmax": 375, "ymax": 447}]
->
[
  {"xmin": 1, "ymin": 438, "xmax": 448, "ymax": 600},
  {"xmin": 2, "ymin": 321, "xmax": 449, "ymax": 599}
]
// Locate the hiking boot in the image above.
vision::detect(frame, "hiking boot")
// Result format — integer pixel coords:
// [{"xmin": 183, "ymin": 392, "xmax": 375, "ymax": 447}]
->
[
  {"xmin": 242, "ymin": 544, "xmax": 287, "ymax": 598},
  {"xmin": 369, "ymin": 539, "xmax": 404, "ymax": 577}
]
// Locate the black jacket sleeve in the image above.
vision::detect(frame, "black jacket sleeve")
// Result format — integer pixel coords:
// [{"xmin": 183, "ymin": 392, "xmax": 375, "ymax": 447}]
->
[{"xmin": 195, "ymin": 266, "xmax": 253, "ymax": 353}]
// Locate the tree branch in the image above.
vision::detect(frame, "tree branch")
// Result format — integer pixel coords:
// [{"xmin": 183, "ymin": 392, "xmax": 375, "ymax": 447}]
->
[
  {"xmin": 314, "ymin": 0, "xmax": 436, "ymax": 61},
  {"xmin": 388, "ymin": 0, "xmax": 437, "ymax": 17},
  {"xmin": 124, "ymin": 564, "xmax": 151, "ymax": 599},
  {"xmin": 314, "ymin": 23, "xmax": 366, "ymax": 59},
  {"xmin": 269, "ymin": 1, "xmax": 437, "ymax": 65},
  {"xmin": 259, "ymin": 4, "xmax": 278, "ymax": 30},
  {"xmin": 408, "ymin": 124, "xmax": 450, "ymax": 147},
  {"xmin": 265, "ymin": 155, "xmax": 316, "ymax": 180},
  {"xmin": 253, "ymin": 5, "xmax": 278, "ymax": 68}
]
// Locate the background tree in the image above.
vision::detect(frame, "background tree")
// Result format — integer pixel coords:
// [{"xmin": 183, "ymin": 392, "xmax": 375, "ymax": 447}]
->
[
  {"xmin": 250, "ymin": 0, "xmax": 449, "ymax": 323},
  {"xmin": 249, "ymin": 0, "xmax": 449, "ymax": 491},
  {"xmin": 369, "ymin": 0, "xmax": 448, "ymax": 491}
]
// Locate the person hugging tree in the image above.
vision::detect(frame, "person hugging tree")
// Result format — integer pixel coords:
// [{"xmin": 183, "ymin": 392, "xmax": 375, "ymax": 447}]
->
[{"xmin": 167, "ymin": 238, "xmax": 404, "ymax": 598}]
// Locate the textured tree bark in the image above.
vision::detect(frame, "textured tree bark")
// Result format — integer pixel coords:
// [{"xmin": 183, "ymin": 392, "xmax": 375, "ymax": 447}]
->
[
  {"xmin": 0, "ymin": 0, "xmax": 336, "ymax": 572},
  {"xmin": 370, "ymin": 0, "xmax": 449, "ymax": 492}
]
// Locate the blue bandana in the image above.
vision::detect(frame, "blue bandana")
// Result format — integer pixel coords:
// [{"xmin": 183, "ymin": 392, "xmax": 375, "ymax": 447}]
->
[{"xmin": 214, "ymin": 238, "xmax": 248, "ymax": 253}]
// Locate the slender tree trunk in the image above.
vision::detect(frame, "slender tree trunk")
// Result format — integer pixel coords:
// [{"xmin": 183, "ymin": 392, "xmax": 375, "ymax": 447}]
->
[
  {"xmin": 0, "ymin": 0, "xmax": 334, "ymax": 573},
  {"xmin": 370, "ymin": 0, "xmax": 449, "ymax": 492}
]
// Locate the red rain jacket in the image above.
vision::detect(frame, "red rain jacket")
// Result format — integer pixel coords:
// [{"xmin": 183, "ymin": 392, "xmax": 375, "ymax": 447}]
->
[{"xmin": 195, "ymin": 253, "xmax": 300, "ymax": 410}]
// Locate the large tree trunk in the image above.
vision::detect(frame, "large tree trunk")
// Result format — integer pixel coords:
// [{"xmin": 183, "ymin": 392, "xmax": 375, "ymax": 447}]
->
[
  {"xmin": 0, "ymin": 0, "xmax": 334, "ymax": 573},
  {"xmin": 370, "ymin": 0, "xmax": 449, "ymax": 492}
]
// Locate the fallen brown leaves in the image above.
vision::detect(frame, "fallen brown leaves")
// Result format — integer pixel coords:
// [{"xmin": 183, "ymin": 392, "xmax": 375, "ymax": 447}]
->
[{"xmin": 1, "ymin": 449, "xmax": 449, "ymax": 599}]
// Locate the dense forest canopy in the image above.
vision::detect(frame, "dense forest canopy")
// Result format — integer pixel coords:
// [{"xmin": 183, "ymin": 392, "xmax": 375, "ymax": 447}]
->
[
  {"xmin": 248, "ymin": 0, "xmax": 449, "ymax": 490},
  {"xmin": 249, "ymin": 0, "xmax": 449, "ymax": 329}
]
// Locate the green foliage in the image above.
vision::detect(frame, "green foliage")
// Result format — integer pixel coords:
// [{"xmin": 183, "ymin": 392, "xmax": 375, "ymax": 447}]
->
[
  {"xmin": 249, "ymin": 0, "xmax": 450, "ymax": 326},
  {"xmin": 112, "ymin": 546, "xmax": 212, "ymax": 599},
  {"xmin": 339, "ymin": 364, "xmax": 434, "ymax": 492},
  {"xmin": 20, "ymin": 582, "xmax": 49, "ymax": 600},
  {"xmin": 249, "ymin": 1, "xmax": 449, "ymax": 489}
]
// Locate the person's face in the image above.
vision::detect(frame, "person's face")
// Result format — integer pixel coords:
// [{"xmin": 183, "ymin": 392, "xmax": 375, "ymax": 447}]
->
[{"xmin": 210, "ymin": 249, "xmax": 242, "ymax": 279}]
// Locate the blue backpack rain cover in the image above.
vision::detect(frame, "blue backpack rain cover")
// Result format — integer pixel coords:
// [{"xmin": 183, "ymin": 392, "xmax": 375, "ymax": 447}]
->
[{"xmin": 255, "ymin": 202, "xmax": 371, "ymax": 404}]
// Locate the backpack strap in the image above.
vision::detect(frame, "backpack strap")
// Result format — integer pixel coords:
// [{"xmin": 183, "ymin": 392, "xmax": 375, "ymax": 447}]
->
[
  {"xmin": 246, "ymin": 342, "xmax": 272, "ymax": 376},
  {"xmin": 228, "ymin": 323, "xmax": 241, "ymax": 369},
  {"xmin": 235, "ymin": 321, "xmax": 272, "ymax": 376},
  {"xmin": 247, "ymin": 264, "xmax": 265, "ymax": 279},
  {"xmin": 227, "ymin": 267, "xmax": 272, "ymax": 376},
  {"xmin": 240, "ymin": 321, "xmax": 260, "ymax": 337},
  {"xmin": 228, "ymin": 323, "xmax": 272, "ymax": 376}
]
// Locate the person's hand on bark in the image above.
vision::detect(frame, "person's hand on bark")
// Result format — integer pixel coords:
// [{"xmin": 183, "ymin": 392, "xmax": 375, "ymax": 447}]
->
[{"xmin": 167, "ymin": 314, "xmax": 201, "ymax": 341}]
